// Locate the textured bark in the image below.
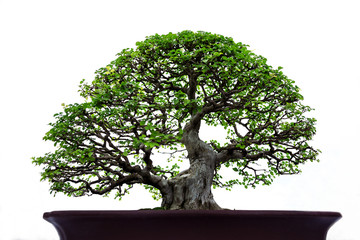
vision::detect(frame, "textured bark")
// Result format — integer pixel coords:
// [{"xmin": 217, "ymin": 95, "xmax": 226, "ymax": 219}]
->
[
  {"xmin": 159, "ymin": 112, "xmax": 222, "ymax": 210},
  {"xmin": 162, "ymin": 161, "xmax": 221, "ymax": 210}
]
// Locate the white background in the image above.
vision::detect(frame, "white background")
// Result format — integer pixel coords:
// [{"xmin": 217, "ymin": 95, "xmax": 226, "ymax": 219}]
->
[{"xmin": 1, "ymin": 0, "xmax": 359, "ymax": 239}]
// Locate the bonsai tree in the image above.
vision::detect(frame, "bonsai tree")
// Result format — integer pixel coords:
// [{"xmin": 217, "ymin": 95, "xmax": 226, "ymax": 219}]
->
[{"xmin": 33, "ymin": 31, "xmax": 319, "ymax": 210}]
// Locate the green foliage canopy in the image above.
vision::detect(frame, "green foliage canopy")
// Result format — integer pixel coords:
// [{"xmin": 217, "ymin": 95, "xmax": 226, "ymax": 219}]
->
[{"xmin": 33, "ymin": 31, "xmax": 320, "ymax": 200}]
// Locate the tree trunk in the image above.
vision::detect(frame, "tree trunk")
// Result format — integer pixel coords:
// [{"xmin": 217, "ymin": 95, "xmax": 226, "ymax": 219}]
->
[
  {"xmin": 159, "ymin": 113, "xmax": 222, "ymax": 210},
  {"xmin": 161, "ymin": 160, "xmax": 222, "ymax": 210}
]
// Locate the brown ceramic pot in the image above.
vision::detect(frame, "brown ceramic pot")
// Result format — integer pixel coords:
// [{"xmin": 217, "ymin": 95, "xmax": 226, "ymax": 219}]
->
[{"xmin": 44, "ymin": 210, "xmax": 341, "ymax": 240}]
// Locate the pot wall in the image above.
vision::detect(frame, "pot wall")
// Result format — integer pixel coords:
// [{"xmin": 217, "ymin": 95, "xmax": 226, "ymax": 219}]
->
[{"xmin": 43, "ymin": 210, "xmax": 341, "ymax": 240}]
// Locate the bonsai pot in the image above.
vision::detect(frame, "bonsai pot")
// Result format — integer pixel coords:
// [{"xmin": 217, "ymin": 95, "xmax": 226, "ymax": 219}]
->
[{"xmin": 44, "ymin": 210, "xmax": 341, "ymax": 240}]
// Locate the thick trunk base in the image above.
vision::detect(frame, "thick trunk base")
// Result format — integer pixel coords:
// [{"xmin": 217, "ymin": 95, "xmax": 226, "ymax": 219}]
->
[{"xmin": 161, "ymin": 165, "xmax": 222, "ymax": 210}]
